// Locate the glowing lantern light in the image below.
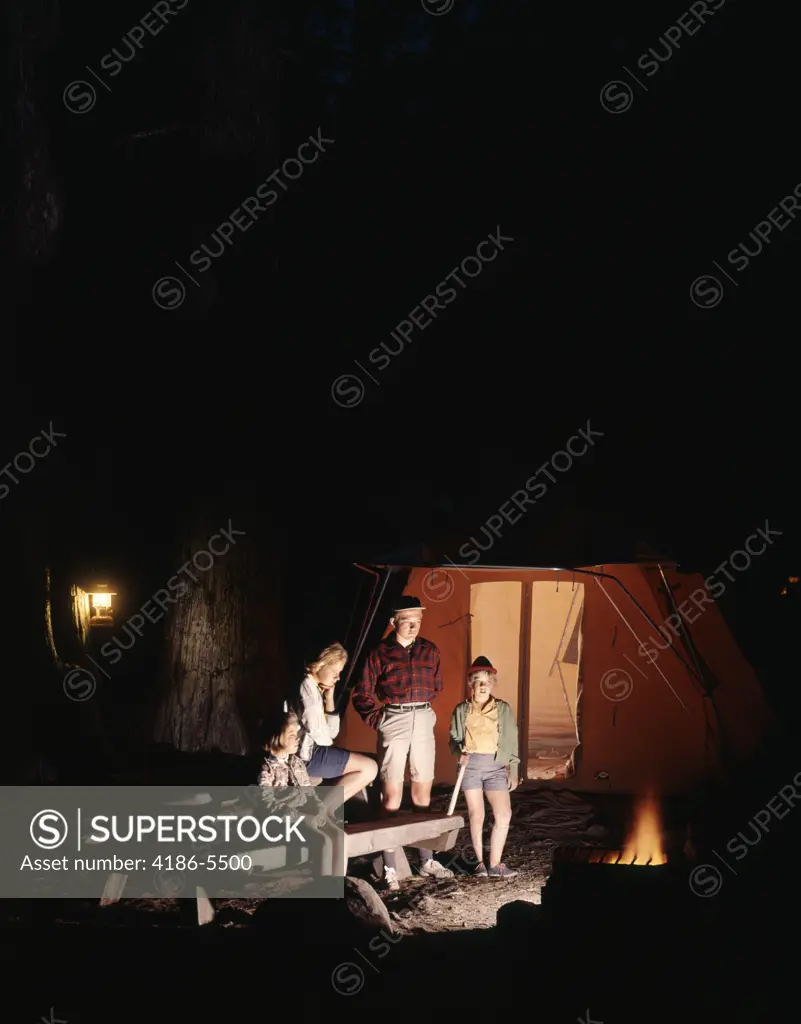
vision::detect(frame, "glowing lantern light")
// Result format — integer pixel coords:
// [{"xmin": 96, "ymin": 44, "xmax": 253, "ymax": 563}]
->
[{"xmin": 89, "ymin": 585, "xmax": 116, "ymax": 625}]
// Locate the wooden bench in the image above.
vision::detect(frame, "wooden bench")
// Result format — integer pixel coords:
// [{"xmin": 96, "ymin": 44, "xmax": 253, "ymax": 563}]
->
[
  {"xmin": 98, "ymin": 797, "xmax": 463, "ymax": 925},
  {"xmin": 345, "ymin": 812, "xmax": 465, "ymax": 881},
  {"xmin": 97, "ymin": 790, "xmax": 329, "ymax": 925},
  {"xmin": 98, "ymin": 791, "xmax": 225, "ymax": 925}
]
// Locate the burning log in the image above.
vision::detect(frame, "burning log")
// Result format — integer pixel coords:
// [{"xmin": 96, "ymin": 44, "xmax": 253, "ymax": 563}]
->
[
  {"xmin": 539, "ymin": 795, "xmax": 694, "ymax": 926},
  {"xmin": 620, "ymin": 794, "xmax": 667, "ymax": 865}
]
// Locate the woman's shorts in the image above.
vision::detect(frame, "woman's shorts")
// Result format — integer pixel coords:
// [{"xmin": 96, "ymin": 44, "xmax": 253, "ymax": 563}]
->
[
  {"xmin": 461, "ymin": 752, "xmax": 508, "ymax": 791},
  {"xmin": 305, "ymin": 744, "xmax": 351, "ymax": 779}
]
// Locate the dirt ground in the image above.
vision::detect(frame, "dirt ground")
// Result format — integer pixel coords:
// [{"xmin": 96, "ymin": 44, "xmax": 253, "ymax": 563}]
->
[
  {"xmin": 345, "ymin": 786, "xmax": 615, "ymax": 933},
  {"xmin": 374, "ymin": 840, "xmax": 555, "ymax": 933},
  {"xmin": 4, "ymin": 787, "xmax": 627, "ymax": 934}
]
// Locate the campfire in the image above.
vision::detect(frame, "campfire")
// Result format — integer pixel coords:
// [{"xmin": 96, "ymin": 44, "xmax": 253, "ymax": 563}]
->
[
  {"xmin": 540, "ymin": 793, "xmax": 689, "ymax": 927},
  {"xmin": 553, "ymin": 793, "xmax": 667, "ymax": 866},
  {"xmin": 618, "ymin": 793, "xmax": 667, "ymax": 865}
]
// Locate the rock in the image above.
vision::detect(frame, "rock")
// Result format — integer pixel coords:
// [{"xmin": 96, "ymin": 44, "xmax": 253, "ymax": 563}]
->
[
  {"xmin": 248, "ymin": 876, "xmax": 394, "ymax": 939},
  {"xmin": 496, "ymin": 899, "xmax": 541, "ymax": 934},
  {"xmin": 345, "ymin": 876, "xmax": 395, "ymax": 935}
]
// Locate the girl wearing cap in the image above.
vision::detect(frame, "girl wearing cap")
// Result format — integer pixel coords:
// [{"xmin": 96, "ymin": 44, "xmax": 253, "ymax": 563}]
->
[
  {"xmin": 295, "ymin": 642, "xmax": 378, "ymax": 801},
  {"xmin": 449, "ymin": 656, "xmax": 520, "ymax": 878}
]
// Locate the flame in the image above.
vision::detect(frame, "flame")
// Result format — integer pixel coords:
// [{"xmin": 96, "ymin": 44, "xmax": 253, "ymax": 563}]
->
[{"xmin": 619, "ymin": 794, "xmax": 666, "ymax": 865}]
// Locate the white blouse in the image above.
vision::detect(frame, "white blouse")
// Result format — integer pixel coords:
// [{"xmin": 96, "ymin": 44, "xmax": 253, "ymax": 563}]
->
[{"xmin": 298, "ymin": 675, "xmax": 341, "ymax": 762}]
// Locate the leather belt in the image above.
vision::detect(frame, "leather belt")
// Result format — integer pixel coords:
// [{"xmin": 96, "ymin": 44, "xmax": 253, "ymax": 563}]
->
[{"xmin": 384, "ymin": 701, "xmax": 430, "ymax": 711}]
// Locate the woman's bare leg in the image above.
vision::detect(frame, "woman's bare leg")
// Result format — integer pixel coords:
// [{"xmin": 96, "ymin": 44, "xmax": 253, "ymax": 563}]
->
[{"xmin": 330, "ymin": 751, "xmax": 378, "ymax": 802}]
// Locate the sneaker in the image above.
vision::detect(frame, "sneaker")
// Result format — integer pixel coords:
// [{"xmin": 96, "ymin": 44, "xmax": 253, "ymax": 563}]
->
[
  {"xmin": 473, "ymin": 862, "xmax": 488, "ymax": 877},
  {"xmin": 488, "ymin": 862, "xmax": 518, "ymax": 878},
  {"xmin": 383, "ymin": 866, "xmax": 399, "ymax": 891},
  {"xmin": 419, "ymin": 858, "xmax": 454, "ymax": 879}
]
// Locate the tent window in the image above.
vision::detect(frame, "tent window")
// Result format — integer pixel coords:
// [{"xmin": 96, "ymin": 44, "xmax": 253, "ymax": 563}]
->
[{"xmin": 526, "ymin": 581, "xmax": 584, "ymax": 780}]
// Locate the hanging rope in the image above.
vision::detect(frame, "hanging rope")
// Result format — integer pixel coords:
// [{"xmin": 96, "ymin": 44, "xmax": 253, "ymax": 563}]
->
[
  {"xmin": 439, "ymin": 612, "xmax": 472, "ymax": 629},
  {"xmin": 547, "ymin": 585, "xmax": 581, "ymax": 677}
]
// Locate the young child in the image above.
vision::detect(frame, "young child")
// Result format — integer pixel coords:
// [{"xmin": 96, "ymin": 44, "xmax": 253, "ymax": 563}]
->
[
  {"xmin": 259, "ymin": 709, "xmax": 315, "ymax": 789},
  {"xmin": 449, "ymin": 656, "xmax": 520, "ymax": 878}
]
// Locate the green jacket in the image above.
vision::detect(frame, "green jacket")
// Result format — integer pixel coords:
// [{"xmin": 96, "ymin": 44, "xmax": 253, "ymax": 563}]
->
[{"xmin": 449, "ymin": 699, "xmax": 520, "ymax": 769}]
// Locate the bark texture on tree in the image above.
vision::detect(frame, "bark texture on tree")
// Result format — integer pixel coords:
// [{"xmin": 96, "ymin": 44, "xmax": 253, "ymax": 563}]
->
[
  {"xmin": 70, "ymin": 585, "xmax": 92, "ymax": 651},
  {"xmin": 153, "ymin": 509, "xmax": 286, "ymax": 755},
  {"xmin": 48, "ymin": 571, "xmax": 91, "ymax": 666}
]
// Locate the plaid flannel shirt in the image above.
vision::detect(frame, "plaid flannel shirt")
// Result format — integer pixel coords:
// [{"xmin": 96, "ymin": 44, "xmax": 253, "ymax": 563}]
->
[{"xmin": 352, "ymin": 632, "xmax": 443, "ymax": 729}]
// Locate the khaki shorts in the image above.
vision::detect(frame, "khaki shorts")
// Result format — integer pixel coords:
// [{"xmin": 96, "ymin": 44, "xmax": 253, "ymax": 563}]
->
[{"xmin": 377, "ymin": 705, "xmax": 436, "ymax": 783}]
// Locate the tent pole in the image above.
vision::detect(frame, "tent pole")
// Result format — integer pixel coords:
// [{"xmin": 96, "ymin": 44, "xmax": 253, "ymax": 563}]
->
[
  {"xmin": 338, "ymin": 565, "xmax": 394, "ymax": 714},
  {"xmin": 582, "ymin": 567, "xmax": 709, "ymax": 692},
  {"xmin": 594, "ymin": 577, "xmax": 690, "ymax": 711},
  {"xmin": 654, "ymin": 564, "xmax": 720, "ymax": 695},
  {"xmin": 517, "ymin": 582, "xmax": 531, "ymax": 780},
  {"xmin": 349, "ymin": 565, "xmax": 380, "ymax": 661},
  {"xmin": 655, "ymin": 563, "xmax": 730, "ymax": 770},
  {"xmin": 343, "ymin": 572, "xmax": 371, "ymax": 660}
]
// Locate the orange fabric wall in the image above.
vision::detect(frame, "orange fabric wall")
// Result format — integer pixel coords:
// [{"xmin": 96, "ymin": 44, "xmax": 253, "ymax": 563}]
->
[
  {"xmin": 649, "ymin": 564, "xmax": 771, "ymax": 758},
  {"xmin": 577, "ymin": 566, "xmax": 710, "ymax": 793},
  {"xmin": 336, "ymin": 564, "xmax": 771, "ymax": 793}
]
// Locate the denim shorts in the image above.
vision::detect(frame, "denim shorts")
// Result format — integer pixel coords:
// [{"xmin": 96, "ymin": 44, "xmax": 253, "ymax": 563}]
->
[
  {"xmin": 461, "ymin": 752, "xmax": 508, "ymax": 791},
  {"xmin": 305, "ymin": 744, "xmax": 350, "ymax": 778}
]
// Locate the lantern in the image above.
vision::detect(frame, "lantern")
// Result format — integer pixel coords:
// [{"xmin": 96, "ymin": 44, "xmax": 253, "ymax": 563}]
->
[{"xmin": 89, "ymin": 585, "xmax": 116, "ymax": 625}]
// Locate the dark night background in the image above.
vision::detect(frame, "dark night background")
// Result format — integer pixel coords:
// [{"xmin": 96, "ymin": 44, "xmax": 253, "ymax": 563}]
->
[{"xmin": 5, "ymin": 0, "xmax": 801, "ymax": 1020}]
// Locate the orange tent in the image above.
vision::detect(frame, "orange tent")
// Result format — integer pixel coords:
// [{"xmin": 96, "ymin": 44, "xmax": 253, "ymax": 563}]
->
[{"xmin": 337, "ymin": 561, "xmax": 772, "ymax": 793}]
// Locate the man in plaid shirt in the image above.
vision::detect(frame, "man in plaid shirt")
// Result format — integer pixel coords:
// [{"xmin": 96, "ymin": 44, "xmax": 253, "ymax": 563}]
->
[{"xmin": 353, "ymin": 595, "xmax": 453, "ymax": 888}]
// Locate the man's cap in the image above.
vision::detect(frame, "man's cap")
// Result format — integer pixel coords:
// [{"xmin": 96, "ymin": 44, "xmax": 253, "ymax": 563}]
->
[
  {"xmin": 392, "ymin": 595, "xmax": 425, "ymax": 614},
  {"xmin": 468, "ymin": 655, "xmax": 497, "ymax": 676}
]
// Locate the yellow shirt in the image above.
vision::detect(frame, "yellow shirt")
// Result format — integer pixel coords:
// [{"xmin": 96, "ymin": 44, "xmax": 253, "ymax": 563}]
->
[{"xmin": 464, "ymin": 697, "xmax": 499, "ymax": 754}]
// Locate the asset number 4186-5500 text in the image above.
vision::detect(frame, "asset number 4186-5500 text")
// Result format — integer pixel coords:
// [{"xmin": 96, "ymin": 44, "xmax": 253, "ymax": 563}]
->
[{"xmin": 151, "ymin": 854, "xmax": 253, "ymax": 871}]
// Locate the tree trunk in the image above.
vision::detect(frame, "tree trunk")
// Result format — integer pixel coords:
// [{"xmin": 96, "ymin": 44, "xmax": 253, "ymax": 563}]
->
[
  {"xmin": 153, "ymin": 504, "xmax": 287, "ymax": 755},
  {"xmin": 4, "ymin": 541, "xmax": 59, "ymax": 782},
  {"xmin": 7, "ymin": 0, "xmax": 63, "ymax": 276}
]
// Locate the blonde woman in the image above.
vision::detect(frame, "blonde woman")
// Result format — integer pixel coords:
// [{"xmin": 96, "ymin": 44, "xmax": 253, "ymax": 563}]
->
[
  {"xmin": 449, "ymin": 656, "xmax": 520, "ymax": 878},
  {"xmin": 296, "ymin": 642, "xmax": 378, "ymax": 801}
]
